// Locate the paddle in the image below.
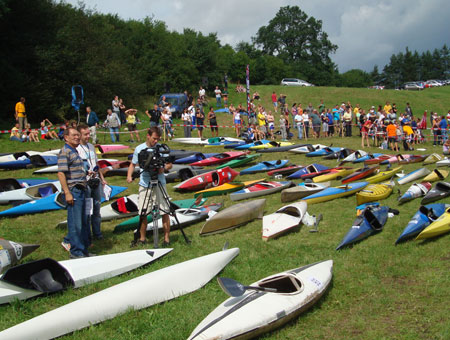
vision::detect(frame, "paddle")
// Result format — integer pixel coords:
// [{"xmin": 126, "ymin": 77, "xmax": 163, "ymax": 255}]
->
[
  {"xmin": 182, "ymin": 194, "xmax": 203, "ymax": 215},
  {"xmin": 217, "ymin": 277, "xmax": 277, "ymax": 297}
]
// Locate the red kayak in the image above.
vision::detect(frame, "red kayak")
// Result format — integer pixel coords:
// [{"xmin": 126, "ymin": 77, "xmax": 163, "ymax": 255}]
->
[
  {"xmin": 98, "ymin": 160, "xmax": 131, "ymax": 169},
  {"xmin": 267, "ymin": 165, "xmax": 304, "ymax": 177},
  {"xmin": 364, "ymin": 154, "xmax": 390, "ymax": 165},
  {"xmin": 190, "ymin": 151, "xmax": 249, "ymax": 167},
  {"xmin": 300, "ymin": 166, "xmax": 348, "ymax": 180},
  {"xmin": 341, "ymin": 165, "xmax": 380, "ymax": 184},
  {"xmin": 173, "ymin": 166, "xmax": 239, "ymax": 192}
]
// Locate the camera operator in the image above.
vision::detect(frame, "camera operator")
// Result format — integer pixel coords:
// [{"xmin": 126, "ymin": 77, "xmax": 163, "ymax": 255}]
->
[
  {"xmin": 77, "ymin": 123, "xmax": 107, "ymax": 242},
  {"xmin": 127, "ymin": 127, "xmax": 172, "ymax": 246}
]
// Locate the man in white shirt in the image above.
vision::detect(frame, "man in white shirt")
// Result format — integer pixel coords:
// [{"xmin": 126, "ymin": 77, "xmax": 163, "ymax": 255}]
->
[
  {"xmin": 214, "ymin": 86, "xmax": 222, "ymax": 107},
  {"xmin": 294, "ymin": 111, "xmax": 304, "ymax": 139},
  {"xmin": 199, "ymin": 86, "xmax": 206, "ymax": 101}
]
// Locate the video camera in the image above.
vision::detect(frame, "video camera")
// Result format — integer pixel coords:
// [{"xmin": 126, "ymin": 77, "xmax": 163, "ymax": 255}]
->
[{"xmin": 138, "ymin": 143, "xmax": 174, "ymax": 179}]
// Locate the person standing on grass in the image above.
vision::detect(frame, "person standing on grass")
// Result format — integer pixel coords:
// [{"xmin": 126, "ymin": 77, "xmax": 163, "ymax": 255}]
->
[
  {"xmin": 271, "ymin": 91, "xmax": 278, "ymax": 112},
  {"xmin": 208, "ymin": 106, "xmax": 219, "ymax": 137},
  {"xmin": 439, "ymin": 115, "xmax": 448, "ymax": 143},
  {"xmin": 233, "ymin": 109, "xmax": 241, "ymax": 138},
  {"xmin": 321, "ymin": 110, "xmax": 328, "ymax": 137},
  {"xmin": 86, "ymin": 106, "xmax": 99, "ymax": 144},
  {"xmin": 15, "ymin": 97, "xmax": 27, "ymax": 131},
  {"xmin": 105, "ymin": 108, "xmax": 121, "ymax": 142},
  {"xmin": 302, "ymin": 109, "xmax": 310, "ymax": 139},
  {"xmin": 279, "ymin": 114, "xmax": 287, "ymax": 141},
  {"xmin": 266, "ymin": 111, "xmax": 275, "ymax": 139},
  {"xmin": 125, "ymin": 108, "xmax": 140, "ymax": 143},
  {"xmin": 361, "ymin": 119, "xmax": 373, "ymax": 148},
  {"xmin": 196, "ymin": 108, "xmax": 205, "ymax": 138},
  {"xmin": 386, "ymin": 120, "xmax": 398, "ymax": 151},
  {"xmin": 214, "ymin": 86, "xmax": 222, "ymax": 107},
  {"xmin": 310, "ymin": 109, "xmax": 321, "ymax": 138},
  {"xmin": 181, "ymin": 108, "xmax": 191, "ymax": 138},
  {"xmin": 343, "ymin": 108, "xmax": 352, "ymax": 137},
  {"xmin": 432, "ymin": 115, "xmax": 441, "ymax": 146},
  {"xmin": 294, "ymin": 109, "xmax": 303, "ymax": 139},
  {"xmin": 257, "ymin": 109, "xmax": 266, "ymax": 139},
  {"xmin": 58, "ymin": 127, "xmax": 92, "ymax": 259},
  {"xmin": 146, "ymin": 104, "xmax": 161, "ymax": 128},
  {"xmin": 327, "ymin": 109, "xmax": 334, "ymax": 137}
]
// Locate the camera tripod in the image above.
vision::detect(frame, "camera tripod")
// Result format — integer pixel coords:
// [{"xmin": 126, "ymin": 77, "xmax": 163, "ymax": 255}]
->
[{"xmin": 135, "ymin": 178, "xmax": 190, "ymax": 248}]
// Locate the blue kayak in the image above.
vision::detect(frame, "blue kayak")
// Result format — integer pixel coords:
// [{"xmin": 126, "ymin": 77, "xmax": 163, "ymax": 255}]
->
[
  {"xmin": 0, "ymin": 178, "xmax": 53, "ymax": 192},
  {"xmin": 303, "ymin": 181, "xmax": 368, "ymax": 204},
  {"xmin": 0, "ymin": 185, "xmax": 127, "ymax": 217},
  {"xmin": 336, "ymin": 205, "xmax": 389, "ymax": 250},
  {"xmin": 306, "ymin": 146, "xmax": 341, "ymax": 157},
  {"xmin": 352, "ymin": 153, "xmax": 384, "ymax": 163},
  {"xmin": 0, "ymin": 155, "xmax": 57, "ymax": 170},
  {"xmin": 240, "ymin": 160, "xmax": 288, "ymax": 175},
  {"xmin": 174, "ymin": 153, "xmax": 219, "ymax": 164},
  {"xmin": 287, "ymin": 164, "xmax": 329, "ymax": 179},
  {"xmin": 234, "ymin": 140, "xmax": 271, "ymax": 150},
  {"xmin": 395, "ymin": 203, "xmax": 449, "ymax": 244},
  {"xmin": 224, "ymin": 142, "xmax": 247, "ymax": 149}
]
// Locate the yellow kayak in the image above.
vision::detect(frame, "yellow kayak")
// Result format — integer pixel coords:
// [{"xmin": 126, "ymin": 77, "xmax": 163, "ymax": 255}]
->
[
  {"xmin": 249, "ymin": 141, "xmax": 293, "ymax": 150},
  {"xmin": 422, "ymin": 169, "xmax": 449, "ymax": 182},
  {"xmin": 366, "ymin": 166, "xmax": 402, "ymax": 184},
  {"xmin": 356, "ymin": 181, "xmax": 394, "ymax": 205},
  {"xmin": 194, "ymin": 179, "xmax": 265, "ymax": 198},
  {"xmin": 423, "ymin": 153, "xmax": 444, "ymax": 165},
  {"xmin": 313, "ymin": 168, "xmax": 357, "ymax": 183},
  {"xmin": 416, "ymin": 207, "xmax": 450, "ymax": 240}
]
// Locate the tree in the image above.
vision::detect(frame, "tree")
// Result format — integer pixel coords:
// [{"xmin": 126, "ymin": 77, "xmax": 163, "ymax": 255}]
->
[
  {"xmin": 252, "ymin": 5, "xmax": 337, "ymax": 84},
  {"xmin": 340, "ymin": 69, "xmax": 372, "ymax": 88}
]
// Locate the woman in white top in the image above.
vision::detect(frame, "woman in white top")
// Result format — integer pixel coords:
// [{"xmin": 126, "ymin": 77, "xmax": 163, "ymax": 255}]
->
[
  {"xmin": 302, "ymin": 111, "xmax": 310, "ymax": 139},
  {"xmin": 294, "ymin": 111, "xmax": 304, "ymax": 139},
  {"xmin": 181, "ymin": 108, "xmax": 192, "ymax": 137}
]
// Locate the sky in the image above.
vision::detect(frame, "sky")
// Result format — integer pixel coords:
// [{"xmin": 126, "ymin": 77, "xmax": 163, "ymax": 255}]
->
[{"xmin": 62, "ymin": 0, "xmax": 450, "ymax": 73}]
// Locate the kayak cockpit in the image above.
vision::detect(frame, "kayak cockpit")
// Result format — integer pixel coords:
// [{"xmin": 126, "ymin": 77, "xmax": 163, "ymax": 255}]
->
[
  {"xmin": 277, "ymin": 206, "xmax": 301, "ymax": 218},
  {"xmin": 112, "ymin": 197, "xmax": 138, "ymax": 214},
  {"xmin": 258, "ymin": 274, "xmax": 302, "ymax": 294}
]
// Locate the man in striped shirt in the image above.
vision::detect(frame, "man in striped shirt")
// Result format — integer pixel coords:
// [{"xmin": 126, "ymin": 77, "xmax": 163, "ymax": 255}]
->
[{"xmin": 57, "ymin": 127, "xmax": 92, "ymax": 259}]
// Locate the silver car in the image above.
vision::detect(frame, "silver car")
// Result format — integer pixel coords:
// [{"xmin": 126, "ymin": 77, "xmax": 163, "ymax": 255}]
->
[{"xmin": 280, "ymin": 78, "xmax": 314, "ymax": 86}]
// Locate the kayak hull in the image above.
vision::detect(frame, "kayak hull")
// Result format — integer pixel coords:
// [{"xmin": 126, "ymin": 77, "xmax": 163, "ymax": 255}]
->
[
  {"xmin": 356, "ymin": 182, "xmax": 394, "ymax": 205},
  {"xmin": 416, "ymin": 208, "xmax": 450, "ymax": 240},
  {"xmin": 0, "ymin": 240, "xmax": 40, "ymax": 274},
  {"xmin": 230, "ymin": 181, "xmax": 292, "ymax": 201},
  {"xmin": 281, "ymin": 182, "xmax": 331, "ymax": 203},
  {"xmin": 303, "ymin": 182, "xmax": 368, "ymax": 205},
  {"xmin": 262, "ymin": 201, "xmax": 307, "ymax": 240},
  {"xmin": 421, "ymin": 182, "xmax": 450, "ymax": 204}
]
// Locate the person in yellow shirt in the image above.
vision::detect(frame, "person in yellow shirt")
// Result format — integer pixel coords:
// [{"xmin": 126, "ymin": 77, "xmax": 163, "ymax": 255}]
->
[
  {"xmin": 383, "ymin": 101, "xmax": 392, "ymax": 116},
  {"xmin": 15, "ymin": 97, "xmax": 27, "ymax": 130}
]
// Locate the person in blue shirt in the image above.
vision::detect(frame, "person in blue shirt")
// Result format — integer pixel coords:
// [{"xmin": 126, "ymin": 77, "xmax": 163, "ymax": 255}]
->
[
  {"xmin": 439, "ymin": 115, "xmax": 448, "ymax": 143},
  {"xmin": 86, "ymin": 106, "xmax": 99, "ymax": 143}
]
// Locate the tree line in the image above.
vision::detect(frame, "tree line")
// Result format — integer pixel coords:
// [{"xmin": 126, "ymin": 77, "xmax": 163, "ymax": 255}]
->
[{"xmin": 0, "ymin": 0, "xmax": 448, "ymax": 124}]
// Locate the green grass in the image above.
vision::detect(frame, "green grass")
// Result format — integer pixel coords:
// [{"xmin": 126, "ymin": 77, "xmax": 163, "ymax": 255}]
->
[{"xmin": 0, "ymin": 86, "xmax": 449, "ymax": 339}]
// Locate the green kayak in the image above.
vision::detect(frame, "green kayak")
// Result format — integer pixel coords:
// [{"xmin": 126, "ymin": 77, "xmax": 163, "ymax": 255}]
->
[
  {"xmin": 113, "ymin": 197, "xmax": 207, "ymax": 233},
  {"xmin": 216, "ymin": 153, "xmax": 261, "ymax": 169}
]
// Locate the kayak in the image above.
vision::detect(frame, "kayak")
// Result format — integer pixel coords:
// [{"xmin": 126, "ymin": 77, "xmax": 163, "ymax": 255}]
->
[
  {"xmin": 303, "ymin": 182, "xmax": 368, "ymax": 204},
  {"xmin": 436, "ymin": 157, "xmax": 450, "ymax": 166},
  {"xmin": 113, "ymin": 198, "xmax": 208, "ymax": 233},
  {"xmin": 306, "ymin": 146, "xmax": 342, "ymax": 157},
  {"xmin": 216, "ymin": 153, "xmax": 261, "ymax": 169},
  {"xmin": 171, "ymin": 137, "xmax": 242, "ymax": 145},
  {"xmin": 0, "ymin": 150, "xmax": 60, "ymax": 164},
  {"xmin": 187, "ymin": 260, "xmax": 332, "ymax": 340},
  {"xmin": 0, "ymin": 178, "xmax": 53, "ymax": 192},
  {"xmin": 396, "ymin": 204, "xmax": 449, "ymax": 244},
  {"xmin": 0, "ymin": 239, "xmax": 40, "ymax": 274},
  {"xmin": 0, "ymin": 248, "xmax": 172, "ymax": 305},
  {"xmin": 173, "ymin": 153, "xmax": 219, "ymax": 164},
  {"xmin": 286, "ymin": 163, "xmax": 329, "ymax": 180},
  {"xmin": 312, "ymin": 168, "xmax": 357, "ymax": 183},
  {"xmin": 141, "ymin": 204, "xmax": 223, "ymax": 232},
  {"xmin": 200, "ymin": 199, "xmax": 266, "ymax": 235},
  {"xmin": 340, "ymin": 150, "xmax": 368, "ymax": 163},
  {"xmin": 0, "ymin": 185, "xmax": 127, "ymax": 217},
  {"xmin": 352, "ymin": 153, "xmax": 384, "ymax": 163},
  {"xmin": 234, "ymin": 139, "xmax": 271, "ymax": 150},
  {"xmin": 94, "ymin": 144, "xmax": 129, "ymax": 154},
  {"xmin": 57, "ymin": 194, "xmax": 139, "ymax": 227},
  {"xmin": 0, "ymin": 181, "xmax": 61, "ymax": 205},
  {"xmin": 165, "ymin": 164, "xmax": 210, "ymax": 183},
  {"xmin": 397, "ymin": 167, "xmax": 431, "ymax": 185},
  {"xmin": 381, "ymin": 154, "xmax": 426, "ymax": 165},
  {"xmin": 356, "ymin": 181, "xmax": 394, "ymax": 205},
  {"xmin": 0, "ymin": 247, "xmax": 238, "ymax": 339},
  {"xmin": 323, "ymin": 148, "xmax": 355, "ymax": 160},
  {"xmin": 281, "ymin": 181, "xmax": 331, "ymax": 203},
  {"xmin": 398, "ymin": 182, "xmax": 432, "ymax": 204},
  {"xmin": 341, "ymin": 165, "xmax": 380, "ymax": 184},
  {"xmin": 33, "ymin": 159, "xmax": 119, "ymax": 174},
  {"xmin": 190, "ymin": 151, "xmax": 249, "ymax": 167},
  {"xmin": 289, "ymin": 144, "xmax": 328, "ymax": 154},
  {"xmin": 422, "ymin": 169, "xmax": 449, "ymax": 182},
  {"xmin": 262, "ymin": 201, "xmax": 307, "ymax": 240},
  {"xmin": 194, "ymin": 179, "xmax": 264, "ymax": 198},
  {"xmin": 416, "ymin": 207, "xmax": 450, "ymax": 240},
  {"xmin": 267, "ymin": 165, "xmax": 304, "ymax": 177},
  {"xmin": 421, "ymin": 182, "xmax": 450, "ymax": 204},
  {"xmin": 249, "ymin": 141, "xmax": 292, "ymax": 150},
  {"xmin": 364, "ymin": 154, "xmax": 391, "ymax": 165},
  {"xmin": 423, "ymin": 153, "xmax": 444, "ymax": 165},
  {"xmin": 336, "ymin": 205, "xmax": 389, "ymax": 250},
  {"xmin": 240, "ymin": 160, "xmax": 289, "ymax": 175},
  {"xmin": 100, "ymin": 147, "xmax": 134, "ymax": 157},
  {"xmin": 258, "ymin": 143, "xmax": 308, "ymax": 153},
  {"xmin": 173, "ymin": 167, "xmax": 239, "ymax": 192},
  {"xmin": 366, "ymin": 166, "xmax": 402, "ymax": 184},
  {"xmin": 0, "ymin": 154, "xmax": 57, "ymax": 170},
  {"xmin": 230, "ymin": 181, "xmax": 292, "ymax": 201}
]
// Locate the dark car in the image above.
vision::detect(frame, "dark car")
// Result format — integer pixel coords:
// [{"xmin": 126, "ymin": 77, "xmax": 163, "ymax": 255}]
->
[{"xmin": 158, "ymin": 93, "xmax": 189, "ymax": 118}]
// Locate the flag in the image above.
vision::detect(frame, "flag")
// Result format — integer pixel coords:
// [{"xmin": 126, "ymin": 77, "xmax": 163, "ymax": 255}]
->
[{"xmin": 246, "ymin": 65, "xmax": 250, "ymax": 115}]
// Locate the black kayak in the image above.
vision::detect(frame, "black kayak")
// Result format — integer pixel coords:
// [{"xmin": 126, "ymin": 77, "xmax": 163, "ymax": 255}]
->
[
  {"xmin": 323, "ymin": 148, "xmax": 354, "ymax": 160},
  {"xmin": 421, "ymin": 182, "xmax": 450, "ymax": 204}
]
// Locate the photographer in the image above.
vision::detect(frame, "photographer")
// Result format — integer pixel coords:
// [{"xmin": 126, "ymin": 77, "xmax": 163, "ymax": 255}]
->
[
  {"xmin": 127, "ymin": 127, "xmax": 172, "ymax": 246},
  {"xmin": 77, "ymin": 124, "xmax": 107, "ymax": 242}
]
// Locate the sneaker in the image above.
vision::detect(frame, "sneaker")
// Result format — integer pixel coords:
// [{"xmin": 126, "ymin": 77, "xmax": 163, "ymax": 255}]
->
[{"xmin": 61, "ymin": 241, "xmax": 71, "ymax": 252}]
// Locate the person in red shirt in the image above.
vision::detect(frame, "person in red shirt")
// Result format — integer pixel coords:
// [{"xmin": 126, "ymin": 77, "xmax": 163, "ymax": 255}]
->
[
  {"xmin": 361, "ymin": 119, "xmax": 372, "ymax": 148},
  {"xmin": 271, "ymin": 91, "xmax": 278, "ymax": 113}
]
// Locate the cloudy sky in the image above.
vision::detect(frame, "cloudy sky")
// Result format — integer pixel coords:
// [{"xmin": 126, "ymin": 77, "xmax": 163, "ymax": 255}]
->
[{"xmin": 62, "ymin": 0, "xmax": 449, "ymax": 72}]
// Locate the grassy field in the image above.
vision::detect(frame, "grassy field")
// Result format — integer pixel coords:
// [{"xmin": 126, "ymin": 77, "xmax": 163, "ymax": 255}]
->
[{"xmin": 0, "ymin": 86, "xmax": 449, "ymax": 339}]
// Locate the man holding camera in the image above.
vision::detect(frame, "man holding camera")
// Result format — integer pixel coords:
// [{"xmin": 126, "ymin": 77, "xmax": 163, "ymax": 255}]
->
[
  {"xmin": 76, "ymin": 123, "xmax": 107, "ymax": 241},
  {"xmin": 127, "ymin": 127, "xmax": 172, "ymax": 246}
]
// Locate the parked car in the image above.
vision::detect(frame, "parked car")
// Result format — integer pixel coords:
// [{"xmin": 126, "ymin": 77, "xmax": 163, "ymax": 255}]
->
[
  {"xmin": 158, "ymin": 93, "xmax": 188, "ymax": 118},
  {"xmin": 404, "ymin": 82, "xmax": 424, "ymax": 90},
  {"xmin": 280, "ymin": 78, "xmax": 314, "ymax": 86}
]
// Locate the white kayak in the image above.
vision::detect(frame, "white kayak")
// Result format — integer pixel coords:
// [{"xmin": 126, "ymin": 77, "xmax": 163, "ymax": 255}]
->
[
  {"xmin": 0, "ymin": 247, "xmax": 238, "ymax": 340},
  {"xmin": 397, "ymin": 167, "xmax": 431, "ymax": 185},
  {"xmin": 0, "ymin": 248, "xmax": 172, "ymax": 305},
  {"xmin": 187, "ymin": 260, "xmax": 333, "ymax": 340},
  {"xmin": 171, "ymin": 137, "xmax": 242, "ymax": 145},
  {"xmin": 281, "ymin": 181, "xmax": 331, "ymax": 203},
  {"xmin": 57, "ymin": 194, "xmax": 139, "ymax": 227},
  {"xmin": 340, "ymin": 150, "xmax": 368, "ymax": 163},
  {"xmin": 33, "ymin": 158, "xmax": 118, "ymax": 174},
  {"xmin": 0, "ymin": 181, "xmax": 61, "ymax": 205},
  {"xmin": 436, "ymin": 157, "xmax": 450, "ymax": 167},
  {"xmin": 289, "ymin": 144, "xmax": 327, "ymax": 154},
  {"xmin": 0, "ymin": 150, "xmax": 60, "ymax": 164},
  {"xmin": 262, "ymin": 201, "xmax": 308, "ymax": 240}
]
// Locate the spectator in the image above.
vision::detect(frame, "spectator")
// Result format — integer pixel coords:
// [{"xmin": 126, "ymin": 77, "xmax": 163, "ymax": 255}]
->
[
  {"xmin": 199, "ymin": 86, "xmax": 206, "ymax": 102},
  {"xmin": 207, "ymin": 106, "xmax": 219, "ymax": 137},
  {"xmin": 181, "ymin": 108, "xmax": 191, "ymax": 138},
  {"xmin": 196, "ymin": 108, "xmax": 205, "ymax": 138},
  {"xmin": 105, "ymin": 108, "xmax": 121, "ymax": 142},
  {"xmin": 311, "ymin": 110, "xmax": 321, "ymax": 138},
  {"xmin": 256, "ymin": 109, "xmax": 266, "ymax": 139},
  {"xmin": 302, "ymin": 110, "xmax": 310, "ymax": 139},
  {"xmin": 405, "ymin": 102, "xmax": 413, "ymax": 118},
  {"xmin": 253, "ymin": 91, "xmax": 260, "ymax": 100},
  {"xmin": 233, "ymin": 109, "xmax": 241, "ymax": 138},
  {"xmin": 15, "ymin": 97, "xmax": 27, "ymax": 130},
  {"xmin": 125, "ymin": 108, "xmax": 140, "ymax": 143},
  {"xmin": 343, "ymin": 108, "xmax": 352, "ymax": 137},
  {"xmin": 10, "ymin": 123, "xmax": 23, "ymax": 142},
  {"xmin": 279, "ymin": 114, "xmax": 287, "ymax": 141},
  {"xmin": 294, "ymin": 109, "xmax": 303, "ymax": 139},
  {"xmin": 112, "ymin": 95, "xmax": 121, "ymax": 123},
  {"xmin": 23, "ymin": 123, "xmax": 39, "ymax": 142},
  {"xmin": 361, "ymin": 119, "xmax": 373, "ymax": 148},
  {"xmin": 443, "ymin": 139, "xmax": 450, "ymax": 155},
  {"xmin": 161, "ymin": 108, "xmax": 172, "ymax": 140},
  {"xmin": 439, "ymin": 115, "xmax": 448, "ymax": 143},
  {"xmin": 119, "ymin": 98, "xmax": 126, "ymax": 124},
  {"xmin": 86, "ymin": 106, "xmax": 99, "ymax": 144},
  {"xmin": 271, "ymin": 91, "xmax": 278, "ymax": 112},
  {"xmin": 39, "ymin": 119, "xmax": 59, "ymax": 140},
  {"xmin": 327, "ymin": 109, "xmax": 334, "ymax": 136},
  {"xmin": 266, "ymin": 111, "xmax": 275, "ymax": 140},
  {"xmin": 386, "ymin": 120, "xmax": 399, "ymax": 152},
  {"xmin": 214, "ymin": 86, "xmax": 222, "ymax": 107},
  {"xmin": 146, "ymin": 104, "xmax": 161, "ymax": 128},
  {"xmin": 432, "ymin": 115, "xmax": 441, "ymax": 146},
  {"xmin": 321, "ymin": 110, "xmax": 328, "ymax": 137}
]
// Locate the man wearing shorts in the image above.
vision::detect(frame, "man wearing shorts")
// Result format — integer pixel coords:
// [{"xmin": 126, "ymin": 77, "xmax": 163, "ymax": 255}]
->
[
  {"xmin": 386, "ymin": 121, "xmax": 398, "ymax": 151},
  {"xmin": 271, "ymin": 91, "xmax": 278, "ymax": 112},
  {"xmin": 127, "ymin": 127, "xmax": 172, "ymax": 246}
]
